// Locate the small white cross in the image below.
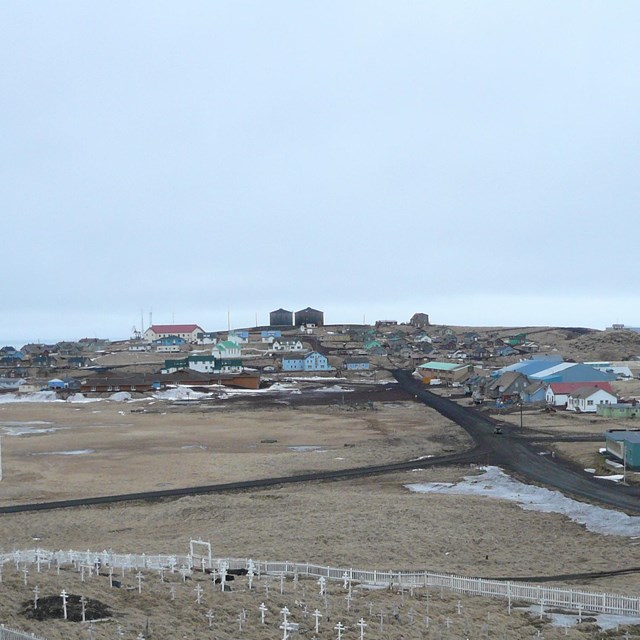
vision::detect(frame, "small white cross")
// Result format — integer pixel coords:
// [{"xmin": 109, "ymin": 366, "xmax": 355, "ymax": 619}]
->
[
  {"xmin": 194, "ymin": 584, "xmax": 204, "ymax": 604},
  {"xmin": 60, "ymin": 589, "xmax": 68, "ymax": 620},
  {"xmin": 33, "ymin": 585, "xmax": 40, "ymax": 610},
  {"xmin": 259, "ymin": 602, "xmax": 268, "ymax": 624},
  {"xmin": 206, "ymin": 609, "xmax": 215, "ymax": 628},
  {"xmin": 357, "ymin": 617, "xmax": 367, "ymax": 640},
  {"xmin": 313, "ymin": 608, "xmax": 322, "ymax": 633},
  {"xmin": 136, "ymin": 571, "xmax": 144, "ymax": 593},
  {"xmin": 335, "ymin": 620, "xmax": 346, "ymax": 640}
]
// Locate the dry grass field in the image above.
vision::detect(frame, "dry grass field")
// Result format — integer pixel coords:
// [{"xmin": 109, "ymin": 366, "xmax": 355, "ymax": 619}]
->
[{"xmin": 1, "ymin": 389, "xmax": 640, "ymax": 638}]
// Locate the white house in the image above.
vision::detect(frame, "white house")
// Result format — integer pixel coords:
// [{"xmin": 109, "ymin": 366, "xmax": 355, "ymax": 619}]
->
[
  {"xmin": 271, "ymin": 338, "xmax": 305, "ymax": 352},
  {"xmin": 143, "ymin": 324, "xmax": 204, "ymax": 344},
  {"xmin": 566, "ymin": 387, "xmax": 617, "ymax": 413},
  {"xmin": 546, "ymin": 382, "xmax": 614, "ymax": 407}
]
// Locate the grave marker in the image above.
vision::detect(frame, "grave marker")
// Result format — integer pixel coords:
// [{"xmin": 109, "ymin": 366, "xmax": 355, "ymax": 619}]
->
[
  {"xmin": 33, "ymin": 586, "xmax": 39, "ymax": 610},
  {"xmin": 357, "ymin": 617, "xmax": 367, "ymax": 640},
  {"xmin": 80, "ymin": 595, "xmax": 87, "ymax": 622},
  {"xmin": 313, "ymin": 608, "xmax": 322, "ymax": 633},
  {"xmin": 194, "ymin": 584, "xmax": 204, "ymax": 604},
  {"xmin": 136, "ymin": 571, "xmax": 144, "ymax": 593},
  {"xmin": 206, "ymin": 609, "xmax": 215, "ymax": 628},
  {"xmin": 335, "ymin": 620, "xmax": 346, "ymax": 640},
  {"xmin": 60, "ymin": 589, "xmax": 68, "ymax": 620},
  {"xmin": 259, "ymin": 602, "xmax": 268, "ymax": 624}
]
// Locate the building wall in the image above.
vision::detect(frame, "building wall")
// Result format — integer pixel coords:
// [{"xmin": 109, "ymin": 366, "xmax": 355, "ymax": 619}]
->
[
  {"xmin": 295, "ymin": 308, "xmax": 324, "ymax": 326},
  {"xmin": 282, "ymin": 358, "xmax": 304, "ymax": 371},
  {"xmin": 270, "ymin": 310, "xmax": 294, "ymax": 326}
]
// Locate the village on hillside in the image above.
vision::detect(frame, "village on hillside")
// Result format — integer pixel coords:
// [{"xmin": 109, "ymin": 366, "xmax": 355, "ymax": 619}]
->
[{"xmin": 3, "ymin": 309, "xmax": 640, "ymax": 475}]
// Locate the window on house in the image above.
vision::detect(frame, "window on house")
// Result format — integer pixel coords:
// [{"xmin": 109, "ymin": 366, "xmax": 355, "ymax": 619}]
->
[{"xmin": 587, "ymin": 400, "xmax": 593, "ymax": 406}]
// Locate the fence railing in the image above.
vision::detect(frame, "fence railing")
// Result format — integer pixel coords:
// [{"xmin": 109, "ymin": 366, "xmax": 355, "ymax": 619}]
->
[
  {"xmin": 1, "ymin": 548, "xmax": 640, "ymax": 620},
  {"xmin": 0, "ymin": 624, "xmax": 47, "ymax": 640}
]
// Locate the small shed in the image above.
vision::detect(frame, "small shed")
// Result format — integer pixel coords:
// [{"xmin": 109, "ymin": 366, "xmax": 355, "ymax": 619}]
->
[{"xmin": 605, "ymin": 430, "xmax": 640, "ymax": 469}]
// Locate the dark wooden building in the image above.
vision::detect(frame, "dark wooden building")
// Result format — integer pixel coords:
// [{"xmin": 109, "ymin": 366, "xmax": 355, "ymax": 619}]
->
[
  {"xmin": 269, "ymin": 308, "xmax": 294, "ymax": 327},
  {"xmin": 294, "ymin": 307, "xmax": 324, "ymax": 327}
]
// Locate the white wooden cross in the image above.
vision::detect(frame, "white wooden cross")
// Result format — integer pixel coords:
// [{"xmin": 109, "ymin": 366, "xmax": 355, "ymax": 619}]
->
[
  {"xmin": 335, "ymin": 620, "xmax": 346, "ymax": 640},
  {"xmin": 60, "ymin": 589, "xmax": 68, "ymax": 620},
  {"xmin": 457, "ymin": 600, "xmax": 462, "ymax": 615},
  {"xmin": 345, "ymin": 592, "xmax": 352, "ymax": 612},
  {"xmin": 318, "ymin": 576, "xmax": 326, "ymax": 596},
  {"xmin": 408, "ymin": 608, "xmax": 416, "ymax": 624},
  {"xmin": 206, "ymin": 609, "xmax": 215, "ymax": 628},
  {"xmin": 194, "ymin": 584, "xmax": 204, "ymax": 604},
  {"xmin": 22, "ymin": 567, "xmax": 28, "ymax": 586},
  {"xmin": 577, "ymin": 603, "xmax": 583, "ymax": 623},
  {"xmin": 179, "ymin": 565, "xmax": 189, "ymax": 582},
  {"xmin": 169, "ymin": 585, "xmax": 176, "ymax": 601},
  {"xmin": 280, "ymin": 574, "xmax": 285, "ymax": 594},
  {"xmin": 238, "ymin": 611, "xmax": 244, "ymax": 632},
  {"xmin": 357, "ymin": 617, "xmax": 367, "ymax": 640},
  {"xmin": 280, "ymin": 620, "xmax": 296, "ymax": 640},
  {"xmin": 168, "ymin": 556, "xmax": 177, "ymax": 573},
  {"xmin": 424, "ymin": 615, "xmax": 430, "ymax": 628},
  {"xmin": 136, "ymin": 571, "xmax": 144, "ymax": 593},
  {"xmin": 280, "ymin": 606, "xmax": 290, "ymax": 624},
  {"xmin": 80, "ymin": 594, "xmax": 87, "ymax": 622},
  {"xmin": 259, "ymin": 602, "xmax": 268, "ymax": 624},
  {"xmin": 158, "ymin": 567, "xmax": 165, "ymax": 582},
  {"xmin": 109, "ymin": 566, "xmax": 114, "ymax": 588},
  {"xmin": 368, "ymin": 602, "xmax": 373, "ymax": 616},
  {"xmin": 81, "ymin": 564, "xmax": 86, "ymax": 582},
  {"xmin": 219, "ymin": 561, "xmax": 229, "ymax": 592},
  {"xmin": 33, "ymin": 585, "xmax": 39, "ymax": 610},
  {"xmin": 313, "ymin": 608, "xmax": 322, "ymax": 633},
  {"xmin": 445, "ymin": 617, "xmax": 452, "ymax": 629},
  {"xmin": 342, "ymin": 572, "xmax": 349, "ymax": 590},
  {"xmin": 248, "ymin": 566, "xmax": 255, "ymax": 590},
  {"xmin": 539, "ymin": 597, "xmax": 544, "ymax": 620}
]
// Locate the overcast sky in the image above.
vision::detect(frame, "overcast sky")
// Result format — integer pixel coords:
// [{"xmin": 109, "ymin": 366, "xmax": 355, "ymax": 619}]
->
[{"xmin": 2, "ymin": 2, "xmax": 639, "ymax": 344}]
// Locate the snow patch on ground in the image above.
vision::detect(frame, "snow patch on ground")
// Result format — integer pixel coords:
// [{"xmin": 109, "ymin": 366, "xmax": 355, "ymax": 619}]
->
[
  {"xmin": 32, "ymin": 449, "xmax": 95, "ymax": 456},
  {"xmin": 0, "ymin": 391, "xmax": 61, "ymax": 403},
  {"xmin": 520, "ymin": 605, "xmax": 640, "ymax": 630},
  {"xmin": 405, "ymin": 466, "xmax": 640, "ymax": 537}
]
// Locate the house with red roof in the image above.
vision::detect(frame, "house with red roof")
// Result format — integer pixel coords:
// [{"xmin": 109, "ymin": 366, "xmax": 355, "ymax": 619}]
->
[
  {"xmin": 143, "ymin": 324, "xmax": 204, "ymax": 344},
  {"xmin": 545, "ymin": 381, "xmax": 614, "ymax": 408}
]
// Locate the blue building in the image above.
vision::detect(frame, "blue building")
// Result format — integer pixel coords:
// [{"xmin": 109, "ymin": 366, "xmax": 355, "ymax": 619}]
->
[
  {"xmin": 529, "ymin": 363, "xmax": 615, "ymax": 384},
  {"xmin": 344, "ymin": 357, "xmax": 370, "ymax": 370},
  {"xmin": 153, "ymin": 335, "xmax": 186, "ymax": 347},
  {"xmin": 282, "ymin": 351, "xmax": 331, "ymax": 372}
]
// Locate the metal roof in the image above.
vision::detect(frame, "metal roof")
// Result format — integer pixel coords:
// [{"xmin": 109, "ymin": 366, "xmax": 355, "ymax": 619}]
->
[
  {"xmin": 418, "ymin": 362, "xmax": 463, "ymax": 371},
  {"xmin": 607, "ymin": 431, "xmax": 640, "ymax": 445}
]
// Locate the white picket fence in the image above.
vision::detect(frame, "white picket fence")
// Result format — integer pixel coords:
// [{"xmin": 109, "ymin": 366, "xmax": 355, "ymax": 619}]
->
[
  {"xmin": 1, "ymin": 547, "xmax": 640, "ymax": 626},
  {"xmin": 0, "ymin": 625, "xmax": 46, "ymax": 640}
]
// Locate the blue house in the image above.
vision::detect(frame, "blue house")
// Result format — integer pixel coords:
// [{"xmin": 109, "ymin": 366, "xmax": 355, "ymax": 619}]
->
[
  {"xmin": 344, "ymin": 357, "xmax": 370, "ymax": 370},
  {"xmin": 282, "ymin": 351, "xmax": 331, "ymax": 372}
]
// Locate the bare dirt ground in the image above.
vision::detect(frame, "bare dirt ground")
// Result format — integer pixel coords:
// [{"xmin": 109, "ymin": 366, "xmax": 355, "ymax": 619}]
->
[{"xmin": 1, "ymin": 389, "xmax": 640, "ymax": 639}]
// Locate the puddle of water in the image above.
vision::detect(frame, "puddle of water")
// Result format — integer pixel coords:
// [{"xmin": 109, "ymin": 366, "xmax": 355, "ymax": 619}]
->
[{"xmin": 288, "ymin": 445, "xmax": 327, "ymax": 453}]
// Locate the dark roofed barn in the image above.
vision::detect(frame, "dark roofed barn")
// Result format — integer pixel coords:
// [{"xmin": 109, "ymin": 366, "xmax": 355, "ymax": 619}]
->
[
  {"xmin": 294, "ymin": 307, "xmax": 324, "ymax": 327},
  {"xmin": 269, "ymin": 308, "xmax": 294, "ymax": 327}
]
